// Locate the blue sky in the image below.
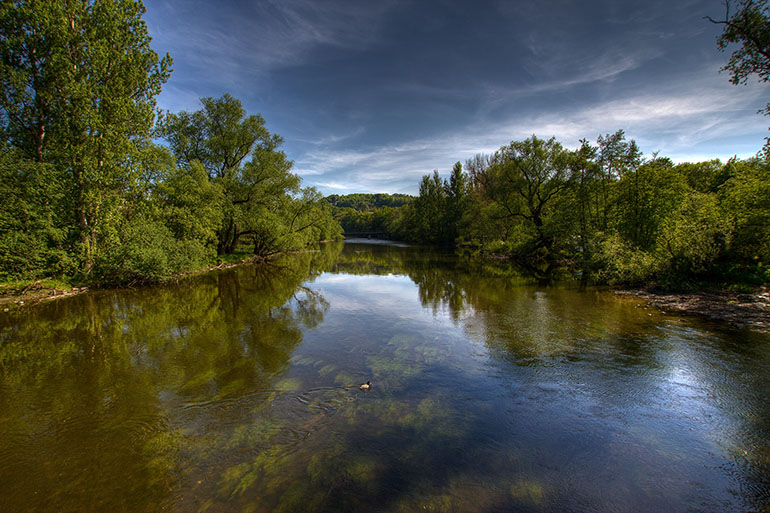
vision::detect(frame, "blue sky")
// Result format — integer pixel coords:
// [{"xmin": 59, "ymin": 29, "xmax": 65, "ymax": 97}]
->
[{"xmin": 144, "ymin": 0, "xmax": 768, "ymax": 195}]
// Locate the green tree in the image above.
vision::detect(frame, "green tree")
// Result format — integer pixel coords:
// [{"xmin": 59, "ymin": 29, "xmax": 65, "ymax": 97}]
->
[
  {"xmin": 414, "ymin": 170, "xmax": 448, "ymax": 243},
  {"xmin": 565, "ymin": 139, "xmax": 602, "ymax": 277},
  {"xmin": 0, "ymin": 0, "xmax": 172, "ymax": 273},
  {"xmin": 153, "ymin": 160, "xmax": 224, "ymax": 247},
  {"xmin": 597, "ymin": 129, "xmax": 642, "ymax": 229},
  {"xmin": 165, "ymin": 94, "xmax": 290, "ymax": 254},
  {"xmin": 613, "ymin": 157, "xmax": 688, "ymax": 251},
  {"xmin": 708, "ymin": 0, "xmax": 770, "ymax": 143},
  {"xmin": 446, "ymin": 161, "xmax": 468, "ymax": 243},
  {"xmin": 657, "ymin": 192, "xmax": 732, "ymax": 279},
  {"xmin": 720, "ymin": 157, "xmax": 770, "ymax": 271},
  {"xmin": 482, "ymin": 136, "xmax": 573, "ymax": 275},
  {"xmin": 165, "ymin": 94, "xmax": 341, "ymax": 256}
]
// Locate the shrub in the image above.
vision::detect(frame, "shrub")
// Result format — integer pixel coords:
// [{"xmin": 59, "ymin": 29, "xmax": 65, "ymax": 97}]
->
[{"xmin": 95, "ymin": 216, "xmax": 178, "ymax": 285}]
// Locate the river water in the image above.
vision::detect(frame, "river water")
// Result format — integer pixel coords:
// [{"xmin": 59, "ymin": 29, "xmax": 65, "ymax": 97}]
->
[{"xmin": 1, "ymin": 240, "xmax": 769, "ymax": 513}]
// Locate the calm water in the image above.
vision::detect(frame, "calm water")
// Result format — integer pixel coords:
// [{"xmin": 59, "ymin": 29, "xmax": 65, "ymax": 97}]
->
[{"xmin": 1, "ymin": 241, "xmax": 769, "ymax": 513}]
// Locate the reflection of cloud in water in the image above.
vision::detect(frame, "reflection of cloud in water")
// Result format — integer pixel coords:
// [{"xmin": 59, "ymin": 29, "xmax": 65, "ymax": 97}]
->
[
  {"xmin": 315, "ymin": 274, "xmax": 429, "ymax": 321},
  {"xmin": 3, "ymin": 243, "xmax": 770, "ymax": 513}
]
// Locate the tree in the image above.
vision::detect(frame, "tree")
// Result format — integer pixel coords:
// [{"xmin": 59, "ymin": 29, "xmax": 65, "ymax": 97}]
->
[
  {"xmin": 165, "ymin": 94, "xmax": 341, "ymax": 256},
  {"xmin": 478, "ymin": 136, "xmax": 573, "ymax": 278},
  {"xmin": 0, "ymin": 0, "xmax": 172, "ymax": 273},
  {"xmin": 445, "ymin": 161, "xmax": 468, "ymax": 243},
  {"xmin": 614, "ymin": 157, "xmax": 688, "ymax": 251},
  {"xmin": 165, "ymin": 94, "xmax": 288, "ymax": 254},
  {"xmin": 707, "ymin": 1, "xmax": 770, "ymax": 142},
  {"xmin": 596, "ymin": 129, "xmax": 642, "ymax": 229},
  {"xmin": 414, "ymin": 170, "xmax": 448, "ymax": 243}
]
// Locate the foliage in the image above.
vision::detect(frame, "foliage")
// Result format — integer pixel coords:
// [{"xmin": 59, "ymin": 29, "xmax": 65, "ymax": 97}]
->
[
  {"xmin": 0, "ymin": 3, "xmax": 339, "ymax": 285},
  {"xmin": 613, "ymin": 158, "xmax": 688, "ymax": 251},
  {"xmin": 0, "ymin": 0, "xmax": 172, "ymax": 272},
  {"xmin": 164, "ymin": 94, "xmax": 341, "ymax": 257},
  {"xmin": 719, "ymin": 158, "xmax": 770, "ymax": 267},
  {"xmin": 94, "ymin": 214, "xmax": 183, "ymax": 285},
  {"xmin": 153, "ymin": 160, "xmax": 224, "ymax": 246},
  {"xmin": 353, "ymin": 132, "xmax": 770, "ymax": 288},
  {"xmin": 0, "ymin": 145, "xmax": 73, "ymax": 279},
  {"xmin": 657, "ymin": 193, "xmax": 732, "ymax": 279},
  {"xmin": 708, "ymin": 0, "xmax": 770, "ymax": 145}
]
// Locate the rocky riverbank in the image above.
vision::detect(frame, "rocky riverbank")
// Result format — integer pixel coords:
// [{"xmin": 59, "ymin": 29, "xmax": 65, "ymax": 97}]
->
[{"xmin": 616, "ymin": 288, "xmax": 770, "ymax": 333}]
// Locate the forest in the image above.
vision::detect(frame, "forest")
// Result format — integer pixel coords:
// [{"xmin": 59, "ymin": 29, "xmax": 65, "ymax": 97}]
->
[
  {"xmin": 0, "ymin": 1, "xmax": 342, "ymax": 286},
  {"xmin": 1, "ymin": 0, "xmax": 769, "ymax": 290},
  {"xmin": 334, "ymin": 134, "xmax": 770, "ymax": 287}
]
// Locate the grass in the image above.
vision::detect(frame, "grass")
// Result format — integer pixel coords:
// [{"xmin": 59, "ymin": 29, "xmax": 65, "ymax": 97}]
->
[{"xmin": 0, "ymin": 276, "xmax": 75, "ymax": 295}]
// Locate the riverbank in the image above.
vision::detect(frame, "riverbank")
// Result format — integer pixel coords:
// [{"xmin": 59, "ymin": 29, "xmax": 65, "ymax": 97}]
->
[
  {"xmin": 0, "ymin": 254, "xmax": 261, "ymax": 310},
  {"xmin": 4, "ymin": 255, "xmax": 769, "ymax": 335},
  {"xmin": 616, "ymin": 288, "xmax": 770, "ymax": 333}
]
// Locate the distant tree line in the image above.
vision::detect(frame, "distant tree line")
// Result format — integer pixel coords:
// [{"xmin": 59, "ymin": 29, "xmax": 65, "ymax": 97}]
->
[
  {"xmin": 0, "ymin": 0, "xmax": 341, "ymax": 285},
  {"xmin": 340, "ymin": 131, "xmax": 769, "ymax": 287},
  {"xmin": 326, "ymin": 193, "xmax": 415, "ymax": 234},
  {"xmin": 327, "ymin": 2, "xmax": 770, "ymax": 288}
]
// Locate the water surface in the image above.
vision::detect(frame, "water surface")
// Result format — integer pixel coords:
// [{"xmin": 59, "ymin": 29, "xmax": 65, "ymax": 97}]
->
[{"xmin": 1, "ymin": 241, "xmax": 769, "ymax": 512}]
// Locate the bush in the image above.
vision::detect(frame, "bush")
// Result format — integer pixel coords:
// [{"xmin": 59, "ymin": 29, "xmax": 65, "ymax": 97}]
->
[
  {"xmin": 595, "ymin": 234, "xmax": 659, "ymax": 285},
  {"xmin": 95, "ymin": 216, "xmax": 179, "ymax": 285}
]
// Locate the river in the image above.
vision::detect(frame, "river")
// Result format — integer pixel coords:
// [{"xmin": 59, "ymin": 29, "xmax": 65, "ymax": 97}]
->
[{"xmin": 1, "ymin": 240, "xmax": 769, "ymax": 513}]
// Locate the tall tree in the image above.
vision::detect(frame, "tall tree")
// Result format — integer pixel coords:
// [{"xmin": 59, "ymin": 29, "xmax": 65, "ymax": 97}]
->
[
  {"xmin": 438, "ymin": 162, "xmax": 468, "ymax": 244},
  {"xmin": 165, "ymin": 94, "xmax": 283, "ymax": 253},
  {"xmin": 164, "ymin": 94, "xmax": 341, "ymax": 255},
  {"xmin": 479, "ymin": 136, "xmax": 573, "ymax": 277},
  {"xmin": 0, "ymin": 0, "xmax": 172, "ymax": 272},
  {"xmin": 414, "ymin": 170, "xmax": 447, "ymax": 243}
]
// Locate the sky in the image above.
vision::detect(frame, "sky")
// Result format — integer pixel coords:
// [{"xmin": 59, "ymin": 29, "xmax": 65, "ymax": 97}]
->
[{"xmin": 143, "ymin": 0, "xmax": 768, "ymax": 195}]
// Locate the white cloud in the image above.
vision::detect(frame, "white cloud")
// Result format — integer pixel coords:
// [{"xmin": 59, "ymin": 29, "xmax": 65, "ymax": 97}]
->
[{"xmin": 296, "ymin": 72, "xmax": 768, "ymax": 194}]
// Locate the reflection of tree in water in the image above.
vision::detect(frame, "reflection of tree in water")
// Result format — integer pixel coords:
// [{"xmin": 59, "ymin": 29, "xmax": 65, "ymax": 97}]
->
[
  {"xmin": 323, "ymin": 243, "xmax": 770, "ymax": 513},
  {"xmin": 0, "ymin": 243, "xmax": 341, "ymax": 513},
  {"xmin": 2, "ymin": 241, "xmax": 770, "ymax": 512}
]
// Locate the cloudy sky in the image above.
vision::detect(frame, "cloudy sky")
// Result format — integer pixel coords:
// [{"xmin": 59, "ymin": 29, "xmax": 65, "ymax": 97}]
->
[{"xmin": 144, "ymin": 0, "xmax": 768, "ymax": 195}]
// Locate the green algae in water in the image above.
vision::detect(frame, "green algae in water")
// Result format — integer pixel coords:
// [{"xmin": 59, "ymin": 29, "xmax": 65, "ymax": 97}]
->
[
  {"xmin": 274, "ymin": 377, "xmax": 301, "ymax": 392},
  {"xmin": 226, "ymin": 419, "xmax": 283, "ymax": 449},
  {"xmin": 333, "ymin": 370, "xmax": 356, "ymax": 385},
  {"xmin": 317, "ymin": 363, "xmax": 336, "ymax": 377}
]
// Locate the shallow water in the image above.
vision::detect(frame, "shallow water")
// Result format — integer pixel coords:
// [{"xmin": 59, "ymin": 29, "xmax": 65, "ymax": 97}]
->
[{"xmin": 1, "ymin": 241, "xmax": 769, "ymax": 513}]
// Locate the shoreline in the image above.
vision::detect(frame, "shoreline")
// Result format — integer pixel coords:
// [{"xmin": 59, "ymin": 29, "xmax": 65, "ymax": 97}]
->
[
  {"xmin": 615, "ymin": 288, "xmax": 770, "ymax": 333},
  {"xmin": 0, "ymin": 256, "xmax": 263, "ymax": 310},
  {"xmin": 3, "ymin": 257, "xmax": 769, "ymax": 334}
]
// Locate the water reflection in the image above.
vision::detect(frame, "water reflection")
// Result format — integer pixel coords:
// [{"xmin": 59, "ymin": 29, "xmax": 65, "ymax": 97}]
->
[
  {"xmin": 0, "ymin": 245, "xmax": 340, "ymax": 513},
  {"xmin": 0, "ymin": 241, "xmax": 768, "ymax": 513}
]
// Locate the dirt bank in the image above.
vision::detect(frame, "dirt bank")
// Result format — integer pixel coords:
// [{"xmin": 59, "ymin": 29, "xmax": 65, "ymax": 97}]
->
[{"xmin": 616, "ymin": 288, "xmax": 770, "ymax": 333}]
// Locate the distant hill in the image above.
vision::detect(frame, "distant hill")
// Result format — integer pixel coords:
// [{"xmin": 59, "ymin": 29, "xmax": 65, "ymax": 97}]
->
[
  {"xmin": 325, "ymin": 193, "xmax": 414, "ymax": 212},
  {"xmin": 325, "ymin": 193, "xmax": 415, "ymax": 237}
]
